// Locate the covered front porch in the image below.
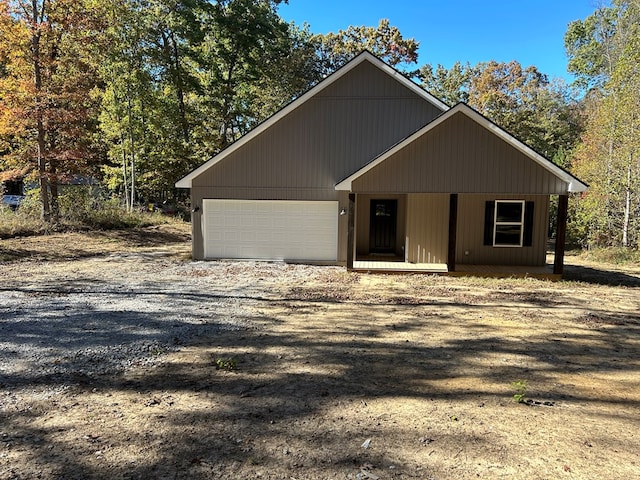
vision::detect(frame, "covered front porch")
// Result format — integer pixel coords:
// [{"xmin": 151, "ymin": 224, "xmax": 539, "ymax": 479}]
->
[{"xmin": 345, "ymin": 192, "xmax": 569, "ymax": 278}]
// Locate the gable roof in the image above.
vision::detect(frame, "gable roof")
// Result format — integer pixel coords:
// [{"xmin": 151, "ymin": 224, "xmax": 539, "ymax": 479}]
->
[
  {"xmin": 176, "ymin": 51, "xmax": 448, "ymax": 188},
  {"xmin": 335, "ymin": 103, "xmax": 588, "ymax": 193}
]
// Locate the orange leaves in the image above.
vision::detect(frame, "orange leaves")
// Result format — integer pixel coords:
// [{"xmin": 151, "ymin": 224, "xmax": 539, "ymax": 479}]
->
[{"xmin": 0, "ymin": 0, "xmax": 103, "ymax": 199}]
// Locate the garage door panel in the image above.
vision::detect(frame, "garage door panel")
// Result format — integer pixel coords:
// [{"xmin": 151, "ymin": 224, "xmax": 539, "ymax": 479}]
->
[{"xmin": 203, "ymin": 200, "xmax": 338, "ymax": 261}]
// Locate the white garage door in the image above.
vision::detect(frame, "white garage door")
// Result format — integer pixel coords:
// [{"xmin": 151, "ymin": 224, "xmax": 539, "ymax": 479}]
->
[{"xmin": 202, "ymin": 200, "xmax": 338, "ymax": 261}]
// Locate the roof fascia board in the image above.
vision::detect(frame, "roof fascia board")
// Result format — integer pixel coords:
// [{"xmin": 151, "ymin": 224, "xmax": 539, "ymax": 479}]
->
[
  {"xmin": 335, "ymin": 103, "xmax": 588, "ymax": 193},
  {"xmin": 176, "ymin": 51, "xmax": 448, "ymax": 188}
]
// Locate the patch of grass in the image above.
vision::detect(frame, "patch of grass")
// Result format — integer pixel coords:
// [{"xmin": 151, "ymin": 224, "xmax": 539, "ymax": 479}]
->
[
  {"xmin": 0, "ymin": 206, "xmax": 48, "ymax": 238},
  {"xmin": 214, "ymin": 357, "xmax": 237, "ymax": 371},
  {"xmin": 579, "ymin": 247, "xmax": 640, "ymax": 265}
]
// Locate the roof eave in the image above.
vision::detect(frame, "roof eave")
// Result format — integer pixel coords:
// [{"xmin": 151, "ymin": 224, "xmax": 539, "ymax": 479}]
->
[{"xmin": 568, "ymin": 181, "xmax": 588, "ymax": 193}]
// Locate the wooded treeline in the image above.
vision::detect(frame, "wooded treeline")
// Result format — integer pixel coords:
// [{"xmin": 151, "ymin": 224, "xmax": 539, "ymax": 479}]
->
[{"xmin": 0, "ymin": 0, "xmax": 638, "ymax": 249}]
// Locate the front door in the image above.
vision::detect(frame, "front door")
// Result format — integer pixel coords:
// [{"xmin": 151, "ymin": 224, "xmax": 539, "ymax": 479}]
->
[{"xmin": 369, "ymin": 199, "xmax": 397, "ymax": 253}]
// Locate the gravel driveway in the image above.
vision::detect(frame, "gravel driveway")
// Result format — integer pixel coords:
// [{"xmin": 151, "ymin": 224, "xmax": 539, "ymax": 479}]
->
[{"xmin": 0, "ymin": 254, "xmax": 273, "ymax": 385}]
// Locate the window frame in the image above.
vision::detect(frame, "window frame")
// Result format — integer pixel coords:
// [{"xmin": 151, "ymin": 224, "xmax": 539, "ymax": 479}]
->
[{"xmin": 493, "ymin": 200, "xmax": 525, "ymax": 247}]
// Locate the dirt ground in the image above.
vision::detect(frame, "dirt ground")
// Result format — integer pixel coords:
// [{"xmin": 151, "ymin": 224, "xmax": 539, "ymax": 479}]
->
[{"xmin": 1, "ymin": 223, "xmax": 639, "ymax": 479}]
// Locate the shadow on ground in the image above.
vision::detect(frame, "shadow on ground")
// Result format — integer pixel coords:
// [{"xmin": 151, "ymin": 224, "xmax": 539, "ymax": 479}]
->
[
  {"xmin": 563, "ymin": 263, "xmax": 640, "ymax": 287},
  {"xmin": 1, "ymin": 269, "xmax": 639, "ymax": 479}
]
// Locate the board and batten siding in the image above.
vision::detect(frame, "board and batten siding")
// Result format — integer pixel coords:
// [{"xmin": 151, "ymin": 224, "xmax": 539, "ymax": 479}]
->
[
  {"xmin": 189, "ymin": 61, "xmax": 443, "ymax": 260},
  {"xmin": 405, "ymin": 194, "xmax": 449, "ymax": 264},
  {"xmin": 191, "ymin": 61, "xmax": 442, "ymax": 195},
  {"xmin": 350, "ymin": 112, "xmax": 569, "ymax": 195},
  {"xmin": 456, "ymin": 194, "xmax": 550, "ymax": 266}
]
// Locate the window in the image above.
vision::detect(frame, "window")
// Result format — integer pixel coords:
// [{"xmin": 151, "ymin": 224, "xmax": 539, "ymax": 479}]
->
[
  {"xmin": 484, "ymin": 200, "xmax": 534, "ymax": 248},
  {"xmin": 493, "ymin": 200, "xmax": 525, "ymax": 247}
]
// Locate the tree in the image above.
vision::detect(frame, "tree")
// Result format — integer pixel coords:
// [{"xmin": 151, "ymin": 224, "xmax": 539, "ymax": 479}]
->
[
  {"xmin": 419, "ymin": 61, "xmax": 470, "ymax": 105},
  {"xmin": 569, "ymin": 0, "xmax": 640, "ymax": 248},
  {"xmin": 196, "ymin": 0, "xmax": 314, "ymax": 150},
  {"xmin": 99, "ymin": 0, "xmax": 210, "ymax": 206},
  {"xmin": 98, "ymin": 0, "xmax": 316, "ymax": 204},
  {"xmin": 312, "ymin": 19, "xmax": 420, "ymax": 76},
  {"xmin": 0, "ymin": 0, "xmax": 103, "ymax": 220},
  {"xmin": 565, "ymin": 5, "xmax": 620, "ymax": 91},
  {"xmin": 567, "ymin": 0, "xmax": 640, "ymax": 248}
]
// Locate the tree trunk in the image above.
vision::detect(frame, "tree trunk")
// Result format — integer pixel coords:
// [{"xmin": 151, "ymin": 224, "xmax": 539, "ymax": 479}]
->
[
  {"xmin": 49, "ymin": 162, "xmax": 59, "ymax": 221},
  {"xmin": 121, "ymin": 136, "xmax": 130, "ymax": 211},
  {"xmin": 31, "ymin": 0, "xmax": 50, "ymax": 221},
  {"xmin": 127, "ymin": 95, "xmax": 136, "ymax": 210},
  {"xmin": 36, "ymin": 124, "xmax": 50, "ymax": 221},
  {"xmin": 622, "ymin": 163, "xmax": 631, "ymax": 247},
  {"xmin": 167, "ymin": 31, "xmax": 189, "ymax": 143},
  {"xmin": 114, "ymin": 99, "xmax": 130, "ymax": 211}
]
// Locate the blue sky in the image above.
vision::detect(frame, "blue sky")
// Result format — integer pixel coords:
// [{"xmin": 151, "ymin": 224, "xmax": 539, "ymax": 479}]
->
[{"xmin": 278, "ymin": 0, "xmax": 598, "ymax": 82}]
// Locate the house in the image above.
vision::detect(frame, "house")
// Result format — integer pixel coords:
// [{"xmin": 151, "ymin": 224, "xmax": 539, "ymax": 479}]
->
[{"xmin": 176, "ymin": 51, "xmax": 587, "ymax": 277}]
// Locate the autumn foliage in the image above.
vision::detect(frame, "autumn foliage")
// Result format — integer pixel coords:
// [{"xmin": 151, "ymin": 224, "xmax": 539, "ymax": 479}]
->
[{"xmin": 0, "ymin": 0, "xmax": 104, "ymax": 220}]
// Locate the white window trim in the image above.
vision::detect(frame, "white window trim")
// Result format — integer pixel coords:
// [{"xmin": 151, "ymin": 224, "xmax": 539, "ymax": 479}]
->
[{"xmin": 493, "ymin": 200, "xmax": 525, "ymax": 247}]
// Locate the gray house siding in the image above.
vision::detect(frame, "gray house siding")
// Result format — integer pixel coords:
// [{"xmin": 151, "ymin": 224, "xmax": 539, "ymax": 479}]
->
[
  {"xmin": 456, "ymin": 194, "xmax": 550, "ymax": 266},
  {"xmin": 189, "ymin": 61, "xmax": 443, "ymax": 260},
  {"xmin": 350, "ymin": 112, "xmax": 569, "ymax": 195},
  {"xmin": 405, "ymin": 194, "xmax": 450, "ymax": 264}
]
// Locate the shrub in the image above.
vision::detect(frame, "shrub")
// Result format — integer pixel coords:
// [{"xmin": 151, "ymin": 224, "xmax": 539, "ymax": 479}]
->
[
  {"xmin": 0, "ymin": 191, "xmax": 47, "ymax": 238},
  {"xmin": 580, "ymin": 247, "xmax": 640, "ymax": 265},
  {"xmin": 1, "ymin": 186, "xmax": 177, "ymax": 238},
  {"xmin": 56, "ymin": 186, "xmax": 171, "ymax": 229}
]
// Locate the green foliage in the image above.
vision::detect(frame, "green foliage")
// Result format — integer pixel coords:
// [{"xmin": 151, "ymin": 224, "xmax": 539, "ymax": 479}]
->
[
  {"xmin": 196, "ymin": 0, "xmax": 310, "ymax": 148},
  {"xmin": 214, "ymin": 357, "xmax": 237, "ymax": 372},
  {"xmin": 312, "ymin": 19, "xmax": 420, "ymax": 76},
  {"xmin": 97, "ymin": 0, "xmax": 313, "ymax": 203},
  {"xmin": 564, "ymin": 5, "xmax": 620, "ymax": 91},
  {"xmin": 579, "ymin": 247, "xmax": 640, "ymax": 265},
  {"xmin": 568, "ymin": 0, "xmax": 640, "ymax": 249},
  {"xmin": 511, "ymin": 380, "xmax": 528, "ymax": 404},
  {"xmin": 419, "ymin": 61, "xmax": 470, "ymax": 106},
  {"xmin": 0, "ymin": 193, "xmax": 47, "ymax": 238},
  {"xmin": 56, "ymin": 186, "xmax": 157, "ymax": 229},
  {"xmin": 0, "ymin": 186, "xmax": 171, "ymax": 238}
]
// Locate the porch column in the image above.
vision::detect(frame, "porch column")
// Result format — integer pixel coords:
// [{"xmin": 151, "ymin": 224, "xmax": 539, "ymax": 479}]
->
[
  {"xmin": 347, "ymin": 193, "xmax": 355, "ymax": 270},
  {"xmin": 554, "ymin": 194, "xmax": 569, "ymax": 275},
  {"xmin": 447, "ymin": 193, "xmax": 458, "ymax": 272}
]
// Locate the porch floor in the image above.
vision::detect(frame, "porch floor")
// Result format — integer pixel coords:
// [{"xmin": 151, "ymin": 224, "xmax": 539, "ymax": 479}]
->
[
  {"xmin": 352, "ymin": 260, "xmax": 448, "ymax": 273},
  {"xmin": 351, "ymin": 260, "xmax": 559, "ymax": 279}
]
